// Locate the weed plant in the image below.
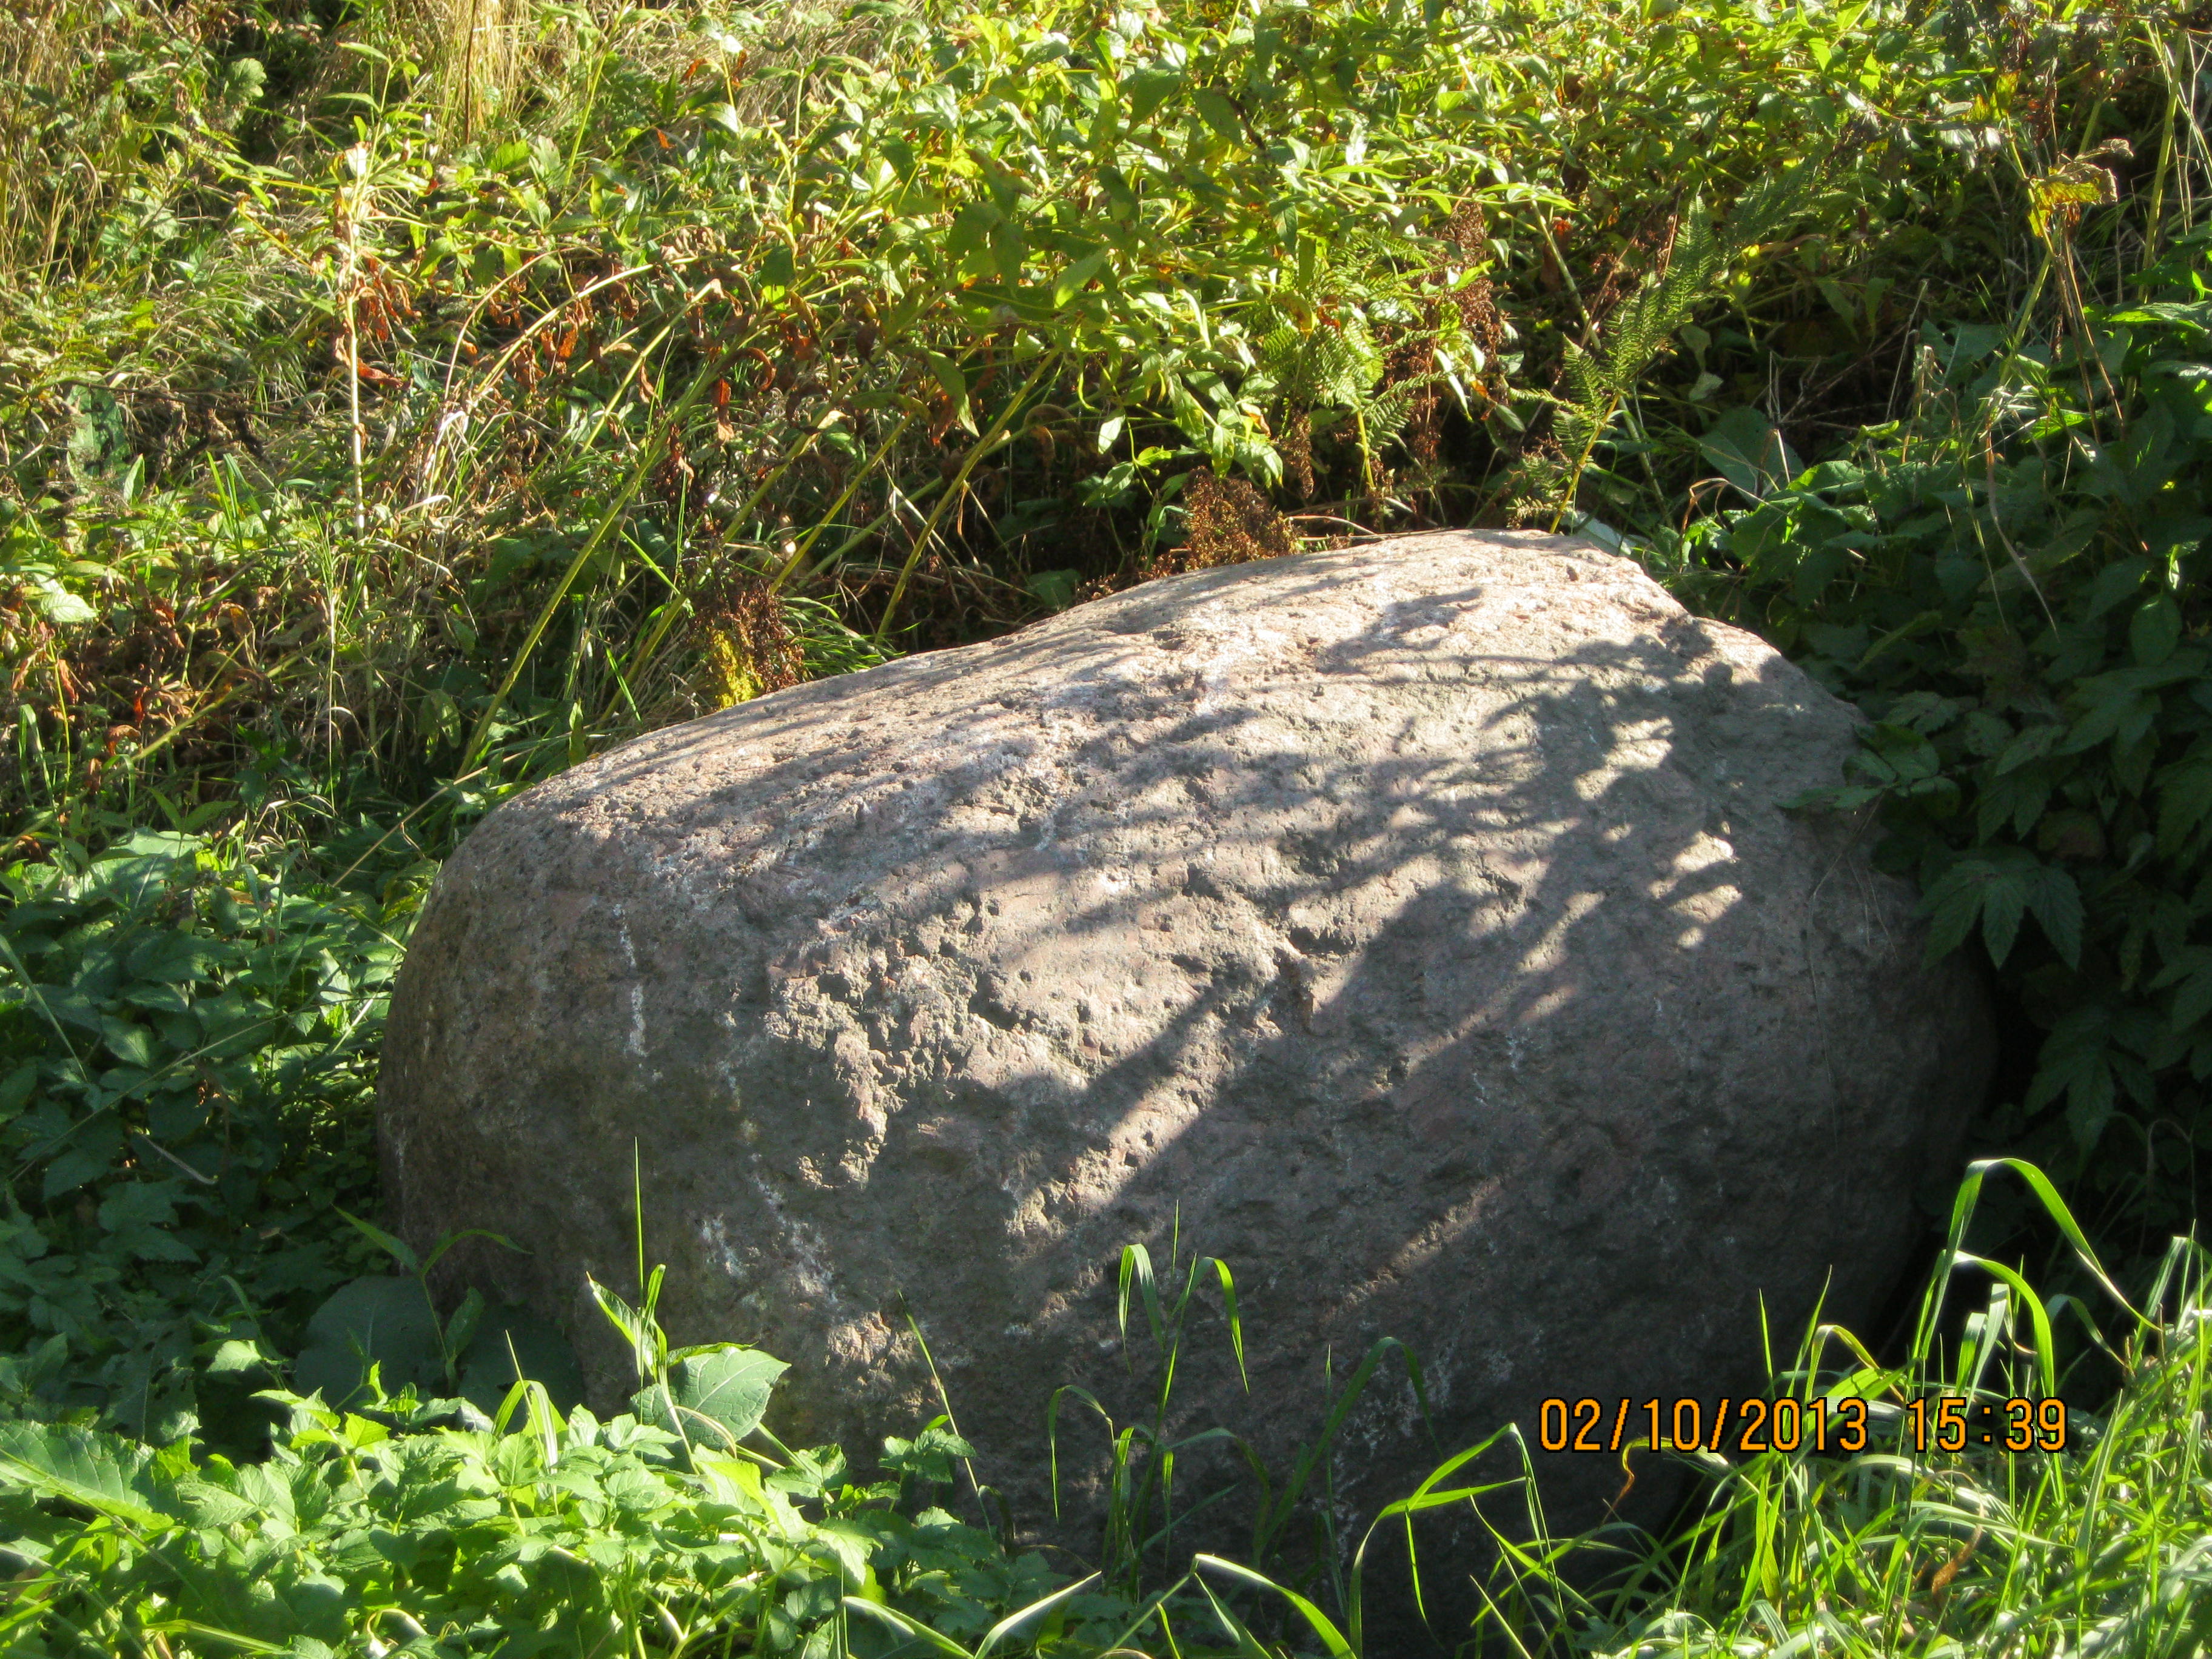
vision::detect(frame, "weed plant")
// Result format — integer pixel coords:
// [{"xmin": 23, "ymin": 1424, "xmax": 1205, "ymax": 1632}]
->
[
  {"xmin": 0, "ymin": 0, "xmax": 2163, "ymax": 851},
  {"xmin": 1687, "ymin": 211, "xmax": 2212, "ymax": 1252},
  {"xmin": 0, "ymin": 831, "xmax": 406, "ymax": 1441},
  {"xmin": 5, "ymin": 0, "xmax": 2212, "ymax": 1651},
  {"xmin": 4, "ymin": 1163, "xmax": 2210, "ymax": 1657}
]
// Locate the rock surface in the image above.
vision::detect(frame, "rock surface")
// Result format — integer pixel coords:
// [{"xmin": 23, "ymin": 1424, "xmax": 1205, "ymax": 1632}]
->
[{"xmin": 380, "ymin": 530, "xmax": 1990, "ymax": 1593}]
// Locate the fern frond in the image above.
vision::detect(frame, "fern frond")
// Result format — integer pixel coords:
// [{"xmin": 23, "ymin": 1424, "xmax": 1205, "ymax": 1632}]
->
[{"xmin": 1550, "ymin": 164, "xmax": 1813, "ymax": 525}]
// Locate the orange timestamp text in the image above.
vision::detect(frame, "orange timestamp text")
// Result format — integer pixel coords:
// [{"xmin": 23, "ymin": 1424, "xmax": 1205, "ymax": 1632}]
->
[{"xmin": 1538, "ymin": 1395, "xmax": 2071, "ymax": 1456}]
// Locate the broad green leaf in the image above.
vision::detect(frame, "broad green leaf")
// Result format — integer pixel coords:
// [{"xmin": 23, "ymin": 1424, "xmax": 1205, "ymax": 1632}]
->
[
  {"xmin": 882, "ymin": 1419, "xmax": 977, "ymax": 1483},
  {"xmin": 1191, "ymin": 87, "xmax": 1243, "ymax": 143},
  {"xmin": 2156, "ymin": 750, "xmax": 2212, "ymax": 859},
  {"xmin": 98, "ymin": 1178, "xmax": 199, "ymax": 1262},
  {"xmin": 2131, "ymin": 594, "xmax": 2182, "ymax": 666},
  {"xmin": 0, "ymin": 1422, "xmax": 173, "ymax": 1529},
  {"xmin": 989, "ymin": 216, "xmax": 1027, "ymax": 288},
  {"xmin": 1024, "ymin": 569, "xmax": 1081, "ymax": 611},
  {"xmin": 2025, "ymin": 863, "xmax": 2085, "ymax": 968},
  {"xmin": 1052, "ymin": 249, "xmax": 1108, "ymax": 308},
  {"xmin": 1123, "ymin": 66, "xmax": 1182, "ymax": 123},
  {"xmin": 634, "ymin": 1344, "xmax": 788, "ymax": 1448},
  {"xmin": 925, "ymin": 351, "xmax": 971, "ymax": 431},
  {"xmin": 293, "ymin": 1275, "xmax": 443, "ymax": 1406},
  {"xmin": 126, "ymin": 930, "xmax": 227, "ymax": 984},
  {"xmin": 30, "ymin": 580, "xmax": 97, "ymax": 626},
  {"xmin": 2087, "ymin": 555, "xmax": 2153, "ymax": 616},
  {"xmin": 98, "ymin": 1015, "xmax": 156, "ymax": 1068},
  {"xmin": 2063, "ymin": 682, "xmax": 2159, "ymax": 754},
  {"xmin": 42, "ymin": 1133, "xmax": 120, "ymax": 1199},
  {"xmin": 1700, "ymin": 407, "xmax": 1800, "ymax": 499},
  {"xmin": 2152, "ymin": 948, "xmax": 2212, "ymax": 1033},
  {"xmin": 760, "ymin": 241, "xmax": 796, "ymax": 292},
  {"xmin": 206, "ymin": 1338, "xmax": 277, "ymax": 1375}
]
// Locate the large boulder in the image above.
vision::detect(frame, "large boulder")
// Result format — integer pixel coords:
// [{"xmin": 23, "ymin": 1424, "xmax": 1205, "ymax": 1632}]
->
[{"xmin": 380, "ymin": 531, "xmax": 1989, "ymax": 1587}]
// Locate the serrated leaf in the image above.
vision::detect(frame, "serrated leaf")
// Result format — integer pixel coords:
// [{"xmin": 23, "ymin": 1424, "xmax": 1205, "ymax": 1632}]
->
[
  {"xmin": 1922, "ymin": 867, "xmax": 1985, "ymax": 963},
  {"xmin": 2152, "ymin": 948, "xmax": 2212, "ymax": 1033},
  {"xmin": 42, "ymin": 1139, "xmax": 118, "ymax": 1200},
  {"xmin": 634, "ymin": 1344, "xmax": 787, "ymax": 1450},
  {"xmin": 206, "ymin": 1338, "xmax": 276, "ymax": 1376},
  {"xmin": 0, "ymin": 1421, "xmax": 173, "ymax": 1529},
  {"xmin": 1921, "ymin": 853, "xmax": 2060, "ymax": 968},
  {"xmin": 2156, "ymin": 754, "xmax": 2212, "ymax": 858},
  {"xmin": 30, "ymin": 580, "xmax": 96, "ymax": 627},
  {"xmin": 2063, "ymin": 684, "xmax": 2159, "ymax": 754},
  {"xmin": 2025, "ymin": 863, "xmax": 2084, "ymax": 968},
  {"xmin": 1995, "ymin": 722, "xmax": 2062, "ymax": 775},
  {"xmin": 1865, "ymin": 722, "xmax": 1942, "ymax": 780},
  {"xmin": 882, "ymin": 1419, "xmax": 978, "ymax": 1484},
  {"xmin": 98, "ymin": 1178, "xmax": 199, "ymax": 1262},
  {"xmin": 0, "ymin": 1062, "xmax": 36, "ymax": 1121},
  {"xmin": 2066, "ymin": 1067, "xmax": 2116, "ymax": 1149},
  {"xmin": 1978, "ymin": 766, "xmax": 2054, "ymax": 842},
  {"xmin": 1981, "ymin": 881, "xmax": 2026, "ymax": 966}
]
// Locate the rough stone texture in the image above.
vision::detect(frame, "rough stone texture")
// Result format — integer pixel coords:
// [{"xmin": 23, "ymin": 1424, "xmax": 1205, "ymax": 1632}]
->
[{"xmin": 380, "ymin": 530, "xmax": 1991, "ymax": 1601}]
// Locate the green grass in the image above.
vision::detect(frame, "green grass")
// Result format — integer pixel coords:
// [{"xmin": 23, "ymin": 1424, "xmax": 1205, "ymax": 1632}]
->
[
  {"xmin": 4, "ymin": 1163, "xmax": 2211, "ymax": 1656},
  {"xmin": 3, "ymin": 0, "xmax": 2167, "ymax": 848},
  {"xmin": 1465, "ymin": 1164, "xmax": 2212, "ymax": 1657}
]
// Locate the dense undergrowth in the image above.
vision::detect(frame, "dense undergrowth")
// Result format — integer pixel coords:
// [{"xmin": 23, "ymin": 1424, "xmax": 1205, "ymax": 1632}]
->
[
  {"xmin": 5, "ymin": 1164, "xmax": 2210, "ymax": 1657},
  {"xmin": 4, "ymin": 0, "xmax": 2212, "ymax": 1649}
]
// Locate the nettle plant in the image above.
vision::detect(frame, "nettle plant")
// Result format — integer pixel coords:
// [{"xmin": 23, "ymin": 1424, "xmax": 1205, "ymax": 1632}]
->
[
  {"xmin": 0, "ymin": 832, "xmax": 404, "ymax": 1439},
  {"xmin": 1693, "ymin": 226, "xmax": 2212, "ymax": 1238},
  {"xmin": 0, "ymin": 1336, "xmax": 1062, "ymax": 1659}
]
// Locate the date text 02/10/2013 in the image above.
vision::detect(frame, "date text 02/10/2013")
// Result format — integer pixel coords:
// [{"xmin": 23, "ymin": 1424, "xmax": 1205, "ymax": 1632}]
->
[{"xmin": 1538, "ymin": 1396, "xmax": 2071, "ymax": 1456}]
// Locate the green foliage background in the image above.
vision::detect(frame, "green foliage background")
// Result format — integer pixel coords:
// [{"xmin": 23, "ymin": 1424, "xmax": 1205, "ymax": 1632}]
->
[
  {"xmin": 1694, "ymin": 238, "xmax": 2212, "ymax": 1243},
  {"xmin": 2, "ymin": 0, "xmax": 2212, "ymax": 1651},
  {"xmin": 0, "ymin": 833, "xmax": 399, "ymax": 1440}
]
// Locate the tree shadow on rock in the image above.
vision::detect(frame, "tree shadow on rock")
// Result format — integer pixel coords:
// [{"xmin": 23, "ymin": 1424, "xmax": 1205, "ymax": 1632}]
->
[{"xmin": 382, "ymin": 539, "xmax": 1989, "ymax": 1648}]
